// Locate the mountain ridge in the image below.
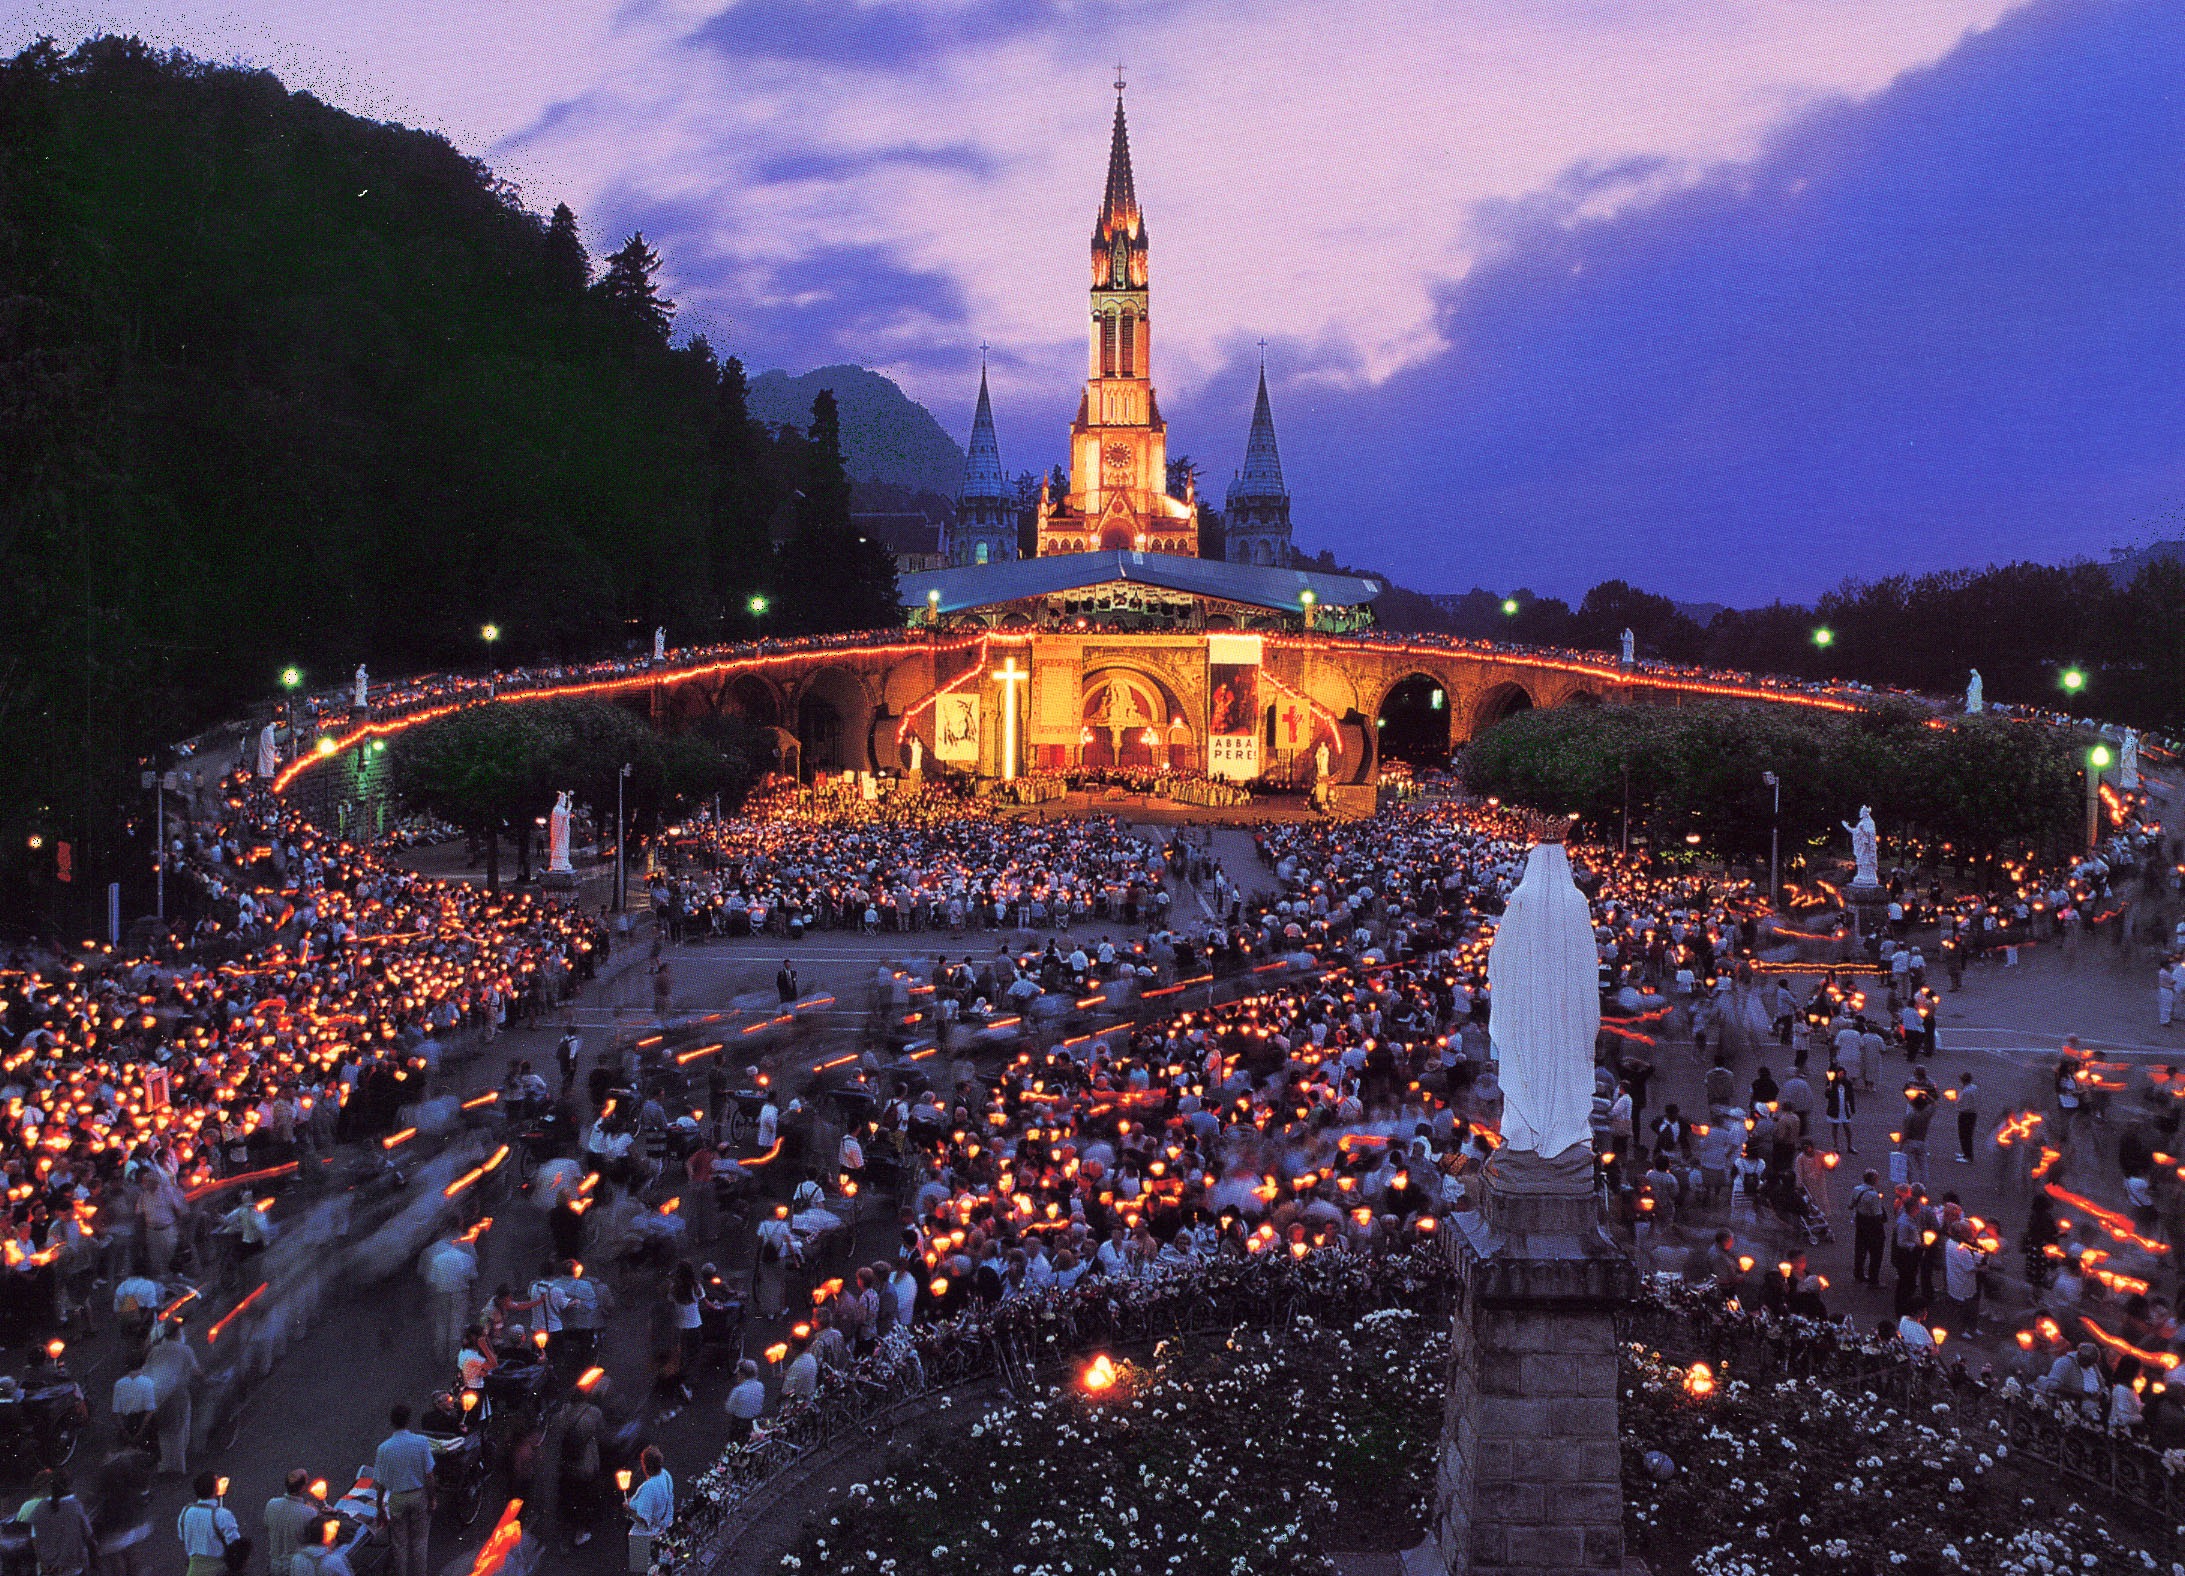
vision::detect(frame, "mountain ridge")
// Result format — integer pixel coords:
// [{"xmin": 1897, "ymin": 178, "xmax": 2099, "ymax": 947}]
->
[{"xmin": 747, "ymin": 364, "xmax": 965, "ymax": 499}]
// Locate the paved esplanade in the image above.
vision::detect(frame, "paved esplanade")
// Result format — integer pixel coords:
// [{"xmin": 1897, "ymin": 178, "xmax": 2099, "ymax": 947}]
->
[{"xmin": 86, "ymin": 772, "xmax": 2176, "ymax": 1576}]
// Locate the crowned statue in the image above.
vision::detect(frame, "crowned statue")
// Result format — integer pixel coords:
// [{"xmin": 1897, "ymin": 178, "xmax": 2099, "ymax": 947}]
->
[
  {"xmin": 1620, "ymin": 628, "xmax": 1636, "ymax": 666},
  {"xmin": 1841, "ymin": 804, "xmax": 1880, "ymax": 888},
  {"xmin": 353, "ymin": 664, "xmax": 369, "ymax": 710},
  {"xmin": 2120, "ymin": 728, "xmax": 2140, "ymax": 791},
  {"xmin": 653, "ymin": 626, "xmax": 666, "ymax": 664},
  {"xmin": 1965, "ymin": 668, "xmax": 1983, "ymax": 714}
]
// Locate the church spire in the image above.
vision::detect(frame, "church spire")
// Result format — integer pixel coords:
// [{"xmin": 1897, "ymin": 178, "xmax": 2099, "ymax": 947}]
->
[
  {"xmin": 1091, "ymin": 83, "xmax": 1146, "ymax": 288},
  {"xmin": 960, "ymin": 361, "xmax": 1006, "ymax": 501},
  {"xmin": 1233, "ymin": 361, "xmax": 1286, "ymax": 498}
]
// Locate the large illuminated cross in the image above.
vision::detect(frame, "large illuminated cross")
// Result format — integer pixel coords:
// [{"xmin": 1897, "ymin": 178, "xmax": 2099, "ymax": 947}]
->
[{"xmin": 991, "ymin": 655, "xmax": 1029, "ymax": 781}]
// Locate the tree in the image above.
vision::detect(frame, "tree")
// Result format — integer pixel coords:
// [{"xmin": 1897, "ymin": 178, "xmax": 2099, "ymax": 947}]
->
[
  {"xmin": 1462, "ymin": 702, "xmax": 2086, "ymax": 879},
  {"xmin": 543, "ymin": 202, "xmax": 589, "ymax": 295},
  {"xmin": 389, "ymin": 697, "xmax": 757, "ymax": 888},
  {"xmin": 796, "ymin": 391, "xmax": 853, "ymax": 536},
  {"xmin": 1571, "ymin": 580, "xmax": 1705, "ymax": 661},
  {"xmin": 777, "ymin": 392, "xmax": 899, "ymax": 634},
  {"xmin": 595, "ymin": 232, "xmax": 673, "ymax": 339},
  {"xmin": 707, "ymin": 355, "xmax": 774, "ymax": 623}
]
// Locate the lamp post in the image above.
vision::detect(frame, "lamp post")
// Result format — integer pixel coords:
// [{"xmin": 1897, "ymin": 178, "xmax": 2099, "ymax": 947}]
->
[
  {"xmin": 1299, "ymin": 588, "xmax": 1316, "ymax": 631},
  {"xmin": 1762, "ymin": 770, "xmax": 1780, "ymax": 912},
  {"xmin": 927, "ymin": 588, "xmax": 941, "ymax": 628},
  {"xmin": 614, "ymin": 762, "xmax": 633, "ymax": 912},
  {"xmin": 2086, "ymin": 743, "xmax": 2111, "ymax": 851},
  {"xmin": 1810, "ymin": 626, "xmax": 1833, "ymax": 650},
  {"xmin": 279, "ymin": 666, "xmax": 303, "ymax": 762},
  {"xmin": 481, "ymin": 623, "xmax": 500, "ymax": 696}
]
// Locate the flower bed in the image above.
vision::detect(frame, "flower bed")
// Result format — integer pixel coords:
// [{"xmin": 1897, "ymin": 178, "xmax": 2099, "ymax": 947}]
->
[{"xmin": 772, "ymin": 1307, "xmax": 1445, "ymax": 1576}]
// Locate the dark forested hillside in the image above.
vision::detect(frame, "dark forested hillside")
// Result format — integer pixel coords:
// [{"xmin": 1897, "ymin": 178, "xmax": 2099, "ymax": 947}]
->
[{"xmin": 0, "ymin": 37, "xmax": 893, "ymax": 929}]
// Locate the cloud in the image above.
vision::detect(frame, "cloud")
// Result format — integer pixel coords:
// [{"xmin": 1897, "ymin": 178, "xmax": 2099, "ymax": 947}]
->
[
  {"xmin": 752, "ymin": 142, "xmax": 998, "ymax": 185},
  {"xmin": 1224, "ymin": 0, "xmax": 2185, "ymax": 601},
  {"xmin": 686, "ymin": 0, "xmax": 1080, "ymax": 69}
]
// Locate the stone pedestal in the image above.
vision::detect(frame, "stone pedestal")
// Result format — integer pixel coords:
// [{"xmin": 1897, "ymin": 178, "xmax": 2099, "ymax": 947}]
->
[
  {"xmin": 1845, "ymin": 879, "xmax": 1889, "ymax": 944},
  {"xmin": 1428, "ymin": 1146, "xmax": 1637, "ymax": 1576}
]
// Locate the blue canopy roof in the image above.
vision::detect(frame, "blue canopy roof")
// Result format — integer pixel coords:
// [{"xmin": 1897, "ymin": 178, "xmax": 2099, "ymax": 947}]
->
[{"xmin": 898, "ymin": 551, "xmax": 1383, "ymax": 616}]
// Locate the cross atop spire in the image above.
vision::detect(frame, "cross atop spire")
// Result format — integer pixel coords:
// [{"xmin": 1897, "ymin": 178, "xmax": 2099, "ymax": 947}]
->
[
  {"xmin": 1092, "ymin": 83, "xmax": 1145, "ymax": 286},
  {"xmin": 1114, "ymin": 61, "xmax": 1127, "ymax": 94}
]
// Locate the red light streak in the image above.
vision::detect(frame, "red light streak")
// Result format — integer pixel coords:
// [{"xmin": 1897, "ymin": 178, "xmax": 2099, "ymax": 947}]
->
[{"xmin": 206, "ymin": 1282, "xmax": 268, "ymax": 1343}]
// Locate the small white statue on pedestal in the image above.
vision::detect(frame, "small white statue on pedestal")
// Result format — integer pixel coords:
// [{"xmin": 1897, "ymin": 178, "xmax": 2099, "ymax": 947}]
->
[
  {"xmin": 908, "ymin": 736, "xmax": 923, "ymax": 774},
  {"xmin": 1841, "ymin": 805, "xmax": 1879, "ymax": 888},
  {"xmin": 548, "ymin": 791, "xmax": 575, "ymax": 876},
  {"xmin": 354, "ymin": 665, "xmax": 369, "ymax": 710},
  {"xmin": 2120, "ymin": 728, "xmax": 2140, "ymax": 790},
  {"xmin": 1965, "ymin": 669, "xmax": 1983, "ymax": 714},
  {"xmin": 653, "ymin": 627, "xmax": 666, "ymax": 664},
  {"xmin": 257, "ymin": 723, "xmax": 278, "ymax": 779},
  {"xmin": 1620, "ymin": 628, "xmax": 1635, "ymax": 666}
]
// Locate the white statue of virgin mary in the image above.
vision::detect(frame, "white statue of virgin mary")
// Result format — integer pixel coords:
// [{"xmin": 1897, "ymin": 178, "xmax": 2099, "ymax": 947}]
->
[{"xmin": 1486, "ymin": 829, "xmax": 1599, "ymax": 1159}]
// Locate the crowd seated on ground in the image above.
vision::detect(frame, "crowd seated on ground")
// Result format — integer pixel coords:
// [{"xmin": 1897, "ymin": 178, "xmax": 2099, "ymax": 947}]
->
[{"xmin": 646, "ymin": 783, "xmax": 1167, "ymax": 940}]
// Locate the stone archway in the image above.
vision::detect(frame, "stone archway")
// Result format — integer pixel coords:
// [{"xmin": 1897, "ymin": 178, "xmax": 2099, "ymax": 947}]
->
[
  {"xmin": 795, "ymin": 667, "xmax": 874, "ymax": 775},
  {"xmin": 1375, "ymin": 672, "xmax": 1453, "ymax": 768},
  {"xmin": 1473, "ymin": 680, "xmax": 1536, "ymax": 736},
  {"xmin": 1081, "ymin": 666, "xmax": 1192, "ymax": 770},
  {"xmin": 726, "ymin": 674, "xmax": 783, "ymax": 729}
]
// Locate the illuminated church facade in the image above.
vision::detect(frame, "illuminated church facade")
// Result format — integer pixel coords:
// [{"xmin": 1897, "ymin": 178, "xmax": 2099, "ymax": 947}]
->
[{"xmin": 939, "ymin": 87, "xmax": 1299, "ymax": 575}]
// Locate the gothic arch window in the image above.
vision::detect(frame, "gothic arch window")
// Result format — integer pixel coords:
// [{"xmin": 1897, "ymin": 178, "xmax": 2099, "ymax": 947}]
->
[
  {"xmin": 1118, "ymin": 309, "xmax": 1136, "ymax": 377},
  {"xmin": 975, "ymin": 541, "xmax": 989, "ymax": 565},
  {"xmin": 1100, "ymin": 313, "xmax": 1116, "ymax": 377}
]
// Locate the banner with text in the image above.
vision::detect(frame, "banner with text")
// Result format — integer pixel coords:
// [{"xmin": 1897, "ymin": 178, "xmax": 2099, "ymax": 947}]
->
[{"xmin": 1206, "ymin": 634, "xmax": 1263, "ymax": 781}]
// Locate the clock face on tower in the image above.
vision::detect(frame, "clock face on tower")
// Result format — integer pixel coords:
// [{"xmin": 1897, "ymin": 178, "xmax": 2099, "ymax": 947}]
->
[{"xmin": 1102, "ymin": 442, "xmax": 1132, "ymax": 480}]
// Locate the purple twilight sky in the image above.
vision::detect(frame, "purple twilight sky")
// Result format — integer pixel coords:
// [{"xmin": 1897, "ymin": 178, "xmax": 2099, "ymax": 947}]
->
[{"xmin": 10, "ymin": 0, "xmax": 2180, "ymax": 600}]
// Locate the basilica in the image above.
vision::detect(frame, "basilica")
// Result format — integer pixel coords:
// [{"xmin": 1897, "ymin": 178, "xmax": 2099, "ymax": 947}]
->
[{"xmin": 909, "ymin": 86, "xmax": 1366, "ymax": 639}]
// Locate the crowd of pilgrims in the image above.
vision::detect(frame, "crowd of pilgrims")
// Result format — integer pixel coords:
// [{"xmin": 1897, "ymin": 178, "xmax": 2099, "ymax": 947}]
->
[
  {"xmin": 0, "ymin": 776, "xmax": 610, "ymax": 1337},
  {"xmin": 648, "ymin": 782, "xmax": 1173, "ymax": 938}
]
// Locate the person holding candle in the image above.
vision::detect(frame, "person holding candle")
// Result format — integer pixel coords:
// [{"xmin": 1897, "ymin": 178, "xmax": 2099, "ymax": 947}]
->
[
  {"xmin": 623, "ymin": 1445, "xmax": 673, "ymax": 1562},
  {"xmin": 173, "ymin": 1474, "xmax": 241, "ymax": 1576},
  {"xmin": 261, "ymin": 1470, "xmax": 318, "ymax": 1573}
]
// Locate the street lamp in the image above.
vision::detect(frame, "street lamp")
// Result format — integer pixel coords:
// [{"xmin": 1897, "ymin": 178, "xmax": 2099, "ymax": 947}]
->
[
  {"xmin": 1501, "ymin": 597, "xmax": 1520, "ymax": 617},
  {"xmin": 481, "ymin": 623, "xmax": 500, "ymax": 645},
  {"xmin": 1300, "ymin": 588, "xmax": 1316, "ymax": 630},
  {"xmin": 747, "ymin": 594, "xmax": 770, "ymax": 618},
  {"xmin": 614, "ymin": 762, "xmax": 633, "ymax": 912},
  {"xmin": 2060, "ymin": 667, "xmax": 2086, "ymax": 696},
  {"xmin": 1762, "ymin": 771, "xmax": 1781, "ymax": 912},
  {"xmin": 1810, "ymin": 626, "xmax": 1834, "ymax": 649},
  {"xmin": 926, "ymin": 588, "xmax": 941, "ymax": 627},
  {"xmin": 278, "ymin": 666, "xmax": 303, "ymax": 765},
  {"xmin": 2086, "ymin": 743, "xmax": 2112, "ymax": 850}
]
